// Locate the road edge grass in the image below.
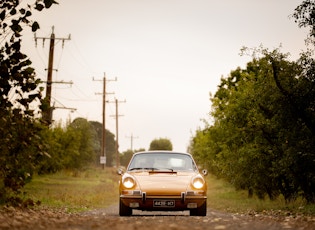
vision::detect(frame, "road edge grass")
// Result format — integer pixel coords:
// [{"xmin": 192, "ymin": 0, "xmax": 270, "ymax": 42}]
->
[
  {"xmin": 206, "ymin": 174, "xmax": 315, "ymax": 216},
  {"xmin": 22, "ymin": 167, "xmax": 120, "ymax": 213}
]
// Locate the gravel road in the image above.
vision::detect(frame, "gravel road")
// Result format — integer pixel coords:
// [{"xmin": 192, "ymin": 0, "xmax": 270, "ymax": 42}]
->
[{"xmin": 1, "ymin": 204, "xmax": 314, "ymax": 230}]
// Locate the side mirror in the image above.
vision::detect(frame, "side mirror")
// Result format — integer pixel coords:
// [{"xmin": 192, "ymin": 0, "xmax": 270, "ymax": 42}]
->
[
  {"xmin": 117, "ymin": 168, "xmax": 124, "ymax": 175},
  {"xmin": 202, "ymin": 169, "xmax": 208, "ymax": 176}
]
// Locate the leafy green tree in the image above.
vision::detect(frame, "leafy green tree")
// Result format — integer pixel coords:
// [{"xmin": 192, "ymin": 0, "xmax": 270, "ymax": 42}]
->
[
  {"xmin": 69, "ymin": 118, "xmax": 116, "ymax": 168},
  {"xmin": 37, "ymin": 119, "xmax": 116, "ymax": 173},
  {"xmin": 149, "ymin": 138, "xmax": 173, "ymax": 151},
  {"xmin": 105, "ymin": 130, "xmax": 115, "ymax": 167},
  {"xmin": 36, "ymin": 121, "xmax": 82, "ymax": 173},
  {"xmin": 190, "ymin": 125, "xmax": 222, "ymax": 175},
  {"xmin": 68, "ymin": 118, "xmax": 95, "ymax": 169},
  {"xmin": 120, "ymin": 150, "xmax": 134, "ymax": 167},
  {"xmin": 89, "ymin": 121, "xmax": 102, "ymax": 165},
  {"xmin": 89, "ymin": 121, "xmax": 116, "ymax": 167},
  {"xmin": 190, "ymin": 0, "xmax": 315, "ymax": 203},
  {"xmin": 191, "ymin": 48, "xmax": 315, "ymax": 202},
  {"xmin": 292, "ymin": 0, "xmax": 315, "ymax": 46},
  {"xmin": 0, "ymin": 0, "xmax": 57, "ymax": 204},
  {"xmin": 36, "ymin": 124, "xmax": 64, "ymax": 174}
]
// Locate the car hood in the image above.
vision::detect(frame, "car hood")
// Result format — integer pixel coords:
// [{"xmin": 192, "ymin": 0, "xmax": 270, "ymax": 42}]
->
[{"xmin": 129, "ymin": 171, "xmax": 197, "ymax": 196}]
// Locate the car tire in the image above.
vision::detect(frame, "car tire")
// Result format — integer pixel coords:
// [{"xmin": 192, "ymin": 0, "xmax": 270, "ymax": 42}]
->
[
  {"xmin": 190, "ymin": 201, "xmax": 207, "ymax": 216},
  {"xmin": 119, "ymin": 198, "xmax": 132, "ymax": 216}
]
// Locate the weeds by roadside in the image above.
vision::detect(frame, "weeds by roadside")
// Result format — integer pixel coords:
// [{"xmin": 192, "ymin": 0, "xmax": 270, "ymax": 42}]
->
[
  {"xmin": 206, "ymin": 174, "xmax": 315, "ymax": 216},
  {"xmin": 22, "ymin": 167, "xmax": 120, "ymax": 213}
]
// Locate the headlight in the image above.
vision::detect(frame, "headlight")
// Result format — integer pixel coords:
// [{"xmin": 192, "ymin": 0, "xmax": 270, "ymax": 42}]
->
[
  {"xmin": 122, "ymin": 176, "xmax": 136, "ymax": 189},
  {"xmin": 192, "ymin": 176, "xmax": 205, "ymax": 189}
]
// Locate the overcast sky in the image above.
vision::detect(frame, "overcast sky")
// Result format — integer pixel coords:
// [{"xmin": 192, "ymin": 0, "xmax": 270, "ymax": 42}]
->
[{"xmin": 22, "ymin": 0, "xmax": 307, "ymax": 153}]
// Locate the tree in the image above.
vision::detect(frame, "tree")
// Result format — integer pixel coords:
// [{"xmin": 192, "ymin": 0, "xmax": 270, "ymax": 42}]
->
[
  {"xmin": 89, "ymin": 121, "xmax": 116, "ymax": 167},
  {"xmin": 149, "ymin": 138, "xmax": 173, "ymax": 151},
  {"xmin": 67, "ymin": 118, "xmax": 95, "ymax": 169},
  {"xmin": 0, "ymin": 0, "xmax": 58, "ymax": 204},
  {"xmin": 190, "ymin": 47, "xmax": 315, "ymax": 202},
  {"xmin": 36, "ymin": 124, "xmax": 65, "ymax": 174},
  {"xmin": 292, "ymin": 0, "xmax": 315, "ymax": 46},
  {"xmin": 120, "ymin": 150, "xmax": 134, "ymax": 167},
  {"xmin": 190, "ymin": 0, "xmax": 315, "ymax": 204},
  {"xmin": 36, "ymin": 119, "xmax": 117, "ymax": 173},
  {"xmin": 104, "ymin": 130, "xmax": 116, "ymax": 167},
  {"xmin": 190, "ymin": 125, "xmax": 222, "ymax": 175}
]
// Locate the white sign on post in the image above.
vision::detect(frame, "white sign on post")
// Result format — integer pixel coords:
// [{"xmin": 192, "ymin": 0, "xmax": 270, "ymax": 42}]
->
[{"xmin": 100, "ymin": 156, "xmax": 106, "ymax": 164}]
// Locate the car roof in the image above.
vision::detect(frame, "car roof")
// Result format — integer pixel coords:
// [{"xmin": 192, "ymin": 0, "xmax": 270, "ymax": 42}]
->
[{"xmin": 133, "ymin": 150, "xmax": 192, "ymax": 156}]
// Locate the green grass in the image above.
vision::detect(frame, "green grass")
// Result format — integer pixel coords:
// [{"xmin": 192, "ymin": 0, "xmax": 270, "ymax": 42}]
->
[
  {"xmin": 21, "ymin": 168, "xmax": 315, "ymax": 215},
  {"xmin": 23, "ymin": 167, "xmax": 120, "ymax": 212},
  {"xmin": 206, "ymin": 174, "xmax": 315, "ymax": 215}
]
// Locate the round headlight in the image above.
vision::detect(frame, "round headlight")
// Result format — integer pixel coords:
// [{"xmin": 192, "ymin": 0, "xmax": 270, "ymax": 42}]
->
[
  {"xmin": 192, "ymin": 176, "xmax": 205, "ymax": 189},
  {"xmin": 122, "ymin": 176, "xmax": 135, "ymax": 189}
]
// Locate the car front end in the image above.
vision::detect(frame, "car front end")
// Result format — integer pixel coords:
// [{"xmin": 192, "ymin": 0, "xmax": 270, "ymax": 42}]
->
[{"xmin": 118, "ymin": 151, "xmax": 208, "ymax": 216}]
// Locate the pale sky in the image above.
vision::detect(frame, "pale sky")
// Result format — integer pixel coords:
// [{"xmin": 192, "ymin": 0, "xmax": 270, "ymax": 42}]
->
[{"xmin": 21, "ymin": 0, "xmax": 308, "ymax": 152}]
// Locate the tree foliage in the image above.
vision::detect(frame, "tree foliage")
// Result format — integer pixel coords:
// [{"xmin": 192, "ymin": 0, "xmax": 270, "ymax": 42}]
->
[
  {"xmin": 292, "ymin": 0, "xmax": 315, "ymax": 45},
  {"xmin": 190, "ymin": 0, "xmax": 315, "ymax": 204},
  {"xmin": 0, "ymin": 0, "xmax": 58, "ymax": 204},
  {"xmin": 37, "ymin": 118, "xmax": 116, "ymax": 173},
  {"xmin": 191, "ymin": 48, "xmax": 315, "ymax": 203},
  {"xmin": 149, "ymin": 138, "xmax": 173, "ymax": 151},
  {"xmin": 89, "ymin": 120, "xmax": 116, "ymax": 167}
]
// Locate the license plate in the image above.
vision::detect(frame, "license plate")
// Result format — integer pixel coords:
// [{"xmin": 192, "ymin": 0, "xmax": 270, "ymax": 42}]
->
[{"xmin": 153, "ymin": 200, "xmax": 175, "ymax": 207}]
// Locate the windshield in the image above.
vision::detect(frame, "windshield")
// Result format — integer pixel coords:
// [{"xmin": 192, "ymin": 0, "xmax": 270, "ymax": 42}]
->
[{"xmin": 128, "ymin": 152, "xmax": 197, "ymax": 172}]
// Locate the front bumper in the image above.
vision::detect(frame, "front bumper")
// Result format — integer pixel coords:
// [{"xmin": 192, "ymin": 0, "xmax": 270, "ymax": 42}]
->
[{"xmin": 120, "ymin": 192, "xmax": 207, "ymax": 211}]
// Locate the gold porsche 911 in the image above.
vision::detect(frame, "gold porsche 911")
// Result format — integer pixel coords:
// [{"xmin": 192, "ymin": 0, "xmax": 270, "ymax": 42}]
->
[{"xmin": 118, "ymin": 151, "xmax": 208, "ymax": 216}]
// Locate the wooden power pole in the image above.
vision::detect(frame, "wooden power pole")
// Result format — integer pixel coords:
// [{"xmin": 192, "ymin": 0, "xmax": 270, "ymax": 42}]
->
[
  {"xmin": 109, "ymin": 98, "xmax": 126, "ymax": 168},
  {"xmin": 94, "ymin": 74, "xmax": 116, "ymax": 169},
  {"xmin": 35, "ymin": 26, "xmax": 71, "ymax": 124},
  {"xmin": 126, "ymin": 133, "xmax": 139, "ymax": 151}
]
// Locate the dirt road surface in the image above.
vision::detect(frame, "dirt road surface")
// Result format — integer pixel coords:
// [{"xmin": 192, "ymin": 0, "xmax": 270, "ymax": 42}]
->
[{"xmin": 1, "ymin": 204, "xmax": 314, "ymax": 230}]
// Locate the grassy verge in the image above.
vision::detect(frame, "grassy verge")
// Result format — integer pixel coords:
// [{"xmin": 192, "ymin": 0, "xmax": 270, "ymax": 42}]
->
[
  {"xmin": 23, "ymin": 167, "xmax": 120, "ymax": 212},
  {"xmin": 20, "ymin": 168, "xmax": 315, "ymax": 215},
  {"xmin": 207, "ymin": 174, "xmax": 315, "ymax": 215}
]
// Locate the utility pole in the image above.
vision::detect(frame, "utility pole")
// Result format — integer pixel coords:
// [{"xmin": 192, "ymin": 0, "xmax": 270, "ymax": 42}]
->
[
  {"xmin": 34, "ymin": 26, "xmax": 71, "ymax": 124},
  {"xmin": 126, "ymin": 133, "xmax": 139, "ymax": 151},
  {"xmin": 94, "ymin": 74, "xmax": 116, "ymax": 169},
  {"xmin": 109, "ymin": 98, "xmax": 126, "ymax": 168}
]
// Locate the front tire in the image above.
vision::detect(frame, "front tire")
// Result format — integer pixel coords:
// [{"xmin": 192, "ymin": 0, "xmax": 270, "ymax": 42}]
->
[
  {"xmin": 190, "ymin": 201, "xmax": 207, "ymax": 216},
  {"xmin": 119, "ymin": 198, "xmax": 132, "ymax": 216}
]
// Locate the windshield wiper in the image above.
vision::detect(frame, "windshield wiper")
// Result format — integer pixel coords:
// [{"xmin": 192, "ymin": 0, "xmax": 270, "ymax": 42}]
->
[
  {"xmin": 144, "ymin": 167, "xmax": 159, "ymax": 171},
  {"xmin": 129, "ymin": 167, "xmax": 144, "ymax": 171},
  {"xmin": 129, "ymin": 168, "xmax": 174, "ymax": 172},
  {"xmin": 129, "ymin": 167, "xmax": 158, "ymax": 171}
]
